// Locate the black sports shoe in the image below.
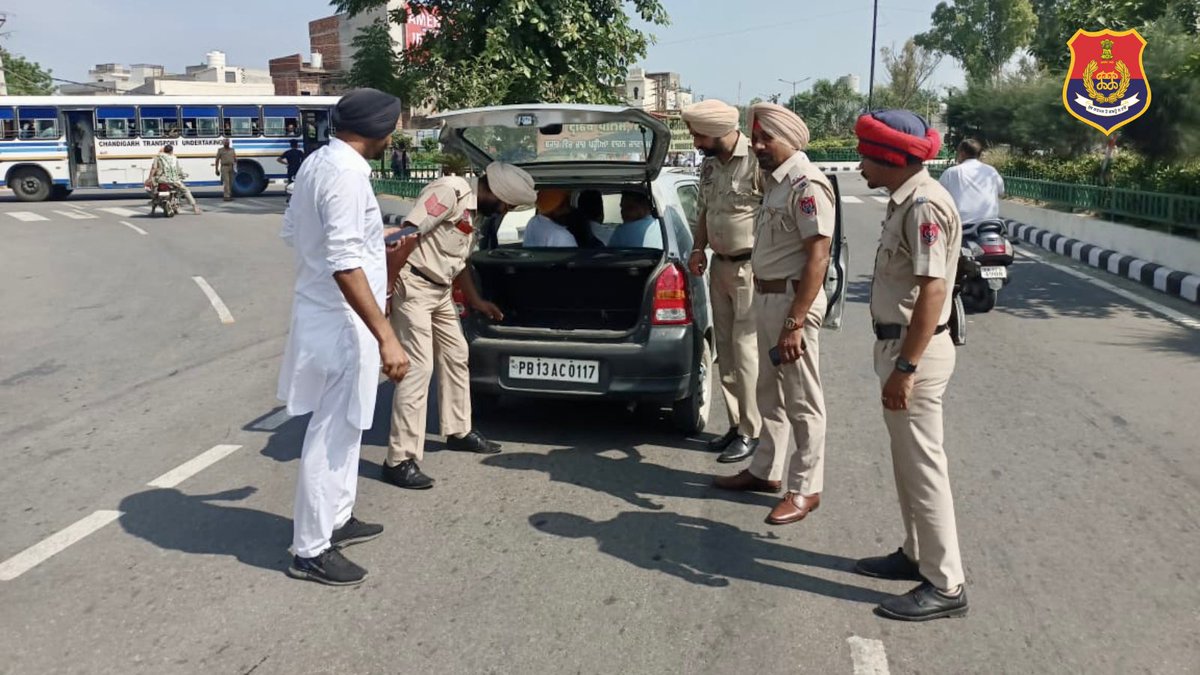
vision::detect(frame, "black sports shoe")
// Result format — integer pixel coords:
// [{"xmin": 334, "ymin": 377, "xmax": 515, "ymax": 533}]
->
[
  {"xmin": 445, "ymin": 429, "xmax": 501, "ymax": 454},
  {"xmin": 286, "ymin": 548, "xmax": 367, "ymax": 586},
  {"xmin": 331, "ymin": 516, "xmax": 383, "ymax": 549},
  {"xmin": 381, "ymin": 459, "xmax": 434, "ymax": 490},
  {"xmin": 875, "ymin": 582, "xmax": 968, "ymax": 621},
  {"xmin": 854, "ymin": 548, "xmax": 926, "ymax": 581}
]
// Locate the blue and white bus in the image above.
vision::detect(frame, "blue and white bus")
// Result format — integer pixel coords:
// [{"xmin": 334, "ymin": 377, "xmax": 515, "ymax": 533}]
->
[{"xmin": 0, "ymin": 95, "xmax": 342, "ymax": 201}]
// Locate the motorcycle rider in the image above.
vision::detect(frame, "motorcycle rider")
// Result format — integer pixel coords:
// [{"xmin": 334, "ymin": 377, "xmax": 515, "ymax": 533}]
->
[
  {"xmin": 146, "ymin": 144, "xmax": 201, "ymax": 215},
  {"xmin": 937, "ymin": 139, "xmax": 1003, "ymax": 225}
]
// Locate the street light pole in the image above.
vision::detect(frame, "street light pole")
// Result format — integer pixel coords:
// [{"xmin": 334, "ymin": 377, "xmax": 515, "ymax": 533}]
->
[
  {"xmin": 0, "ymin": 13, "xmax": 8, "ymax": 96},
  {"xmin": 778, "ymin": 77, "xmax": 811, "ymax": 113},
  {"xmin": 867, "ymin": 0, "xmax": 879, "ymax": 110}
]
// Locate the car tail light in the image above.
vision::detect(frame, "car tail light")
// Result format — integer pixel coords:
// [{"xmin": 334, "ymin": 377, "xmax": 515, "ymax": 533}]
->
[
  {"xmin": 652, "ymin": 263, "xmax": 691, "ymax": 325},
  {"xmin": 452, "ymin": 286, "xmax": 467, "ymax": 318}
]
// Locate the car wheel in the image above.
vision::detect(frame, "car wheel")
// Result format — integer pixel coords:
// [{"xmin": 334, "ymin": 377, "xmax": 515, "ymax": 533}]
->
[{"xmin": 671, "ymin": 338, "xmax": 712, "ymax": 435}]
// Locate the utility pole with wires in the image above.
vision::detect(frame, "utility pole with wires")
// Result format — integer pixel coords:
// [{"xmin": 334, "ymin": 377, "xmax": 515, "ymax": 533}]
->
[
  {"xmin": 867, "ymin": 0, "xmax": 879, "ymax": 110},
  {"xmin": 0, "ymin": 12, "xmax": 9, "ymax": 96}
]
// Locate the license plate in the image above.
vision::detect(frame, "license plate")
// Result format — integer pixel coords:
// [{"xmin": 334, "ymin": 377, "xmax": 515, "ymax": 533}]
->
[
  {"xmin": 508, "ymin": 357, "xmax": 599, "ymax": 384},
  {"xmin": 980, "ymin": 266, "xmax": 1007, "ymax": 279}
]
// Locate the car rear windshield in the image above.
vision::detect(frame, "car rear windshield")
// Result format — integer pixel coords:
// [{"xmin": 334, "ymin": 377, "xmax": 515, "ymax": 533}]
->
[{"xmin": 462, "ymin": 123, "xmax": 654, "ymax": 164}]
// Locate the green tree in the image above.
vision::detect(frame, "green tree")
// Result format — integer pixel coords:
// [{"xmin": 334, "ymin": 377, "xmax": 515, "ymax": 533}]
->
[
  {"xmin": 878, "ymin": 38, "xmax": 942, "ymax": 109},
  {"xmin": 346, "ymin": 19, "xmax": 402, "ymax": 93},
  {"xmin": 332, "ymin": 0, "xmax": 670, "ymax": 109},
  {"xmin": 916, "ymin": 0, "xmax": 1038, "ymax": 84},
  {"xmin": 1119, "ymin": 14, "xmax": 1200, "ymax": 160},
  {"xmin": 1, "ymin": 48, "xmax": 54, "ymax": 95},
  {"xmin": 787, "ymin": 79, "xmax": 864, "ymax": 140}
]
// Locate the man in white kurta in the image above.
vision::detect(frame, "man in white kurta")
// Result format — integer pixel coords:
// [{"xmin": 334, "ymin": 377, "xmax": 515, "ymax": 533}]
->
[{"xmin": 277, "ymin": 88, "xmax": 409, "ymax": 586}]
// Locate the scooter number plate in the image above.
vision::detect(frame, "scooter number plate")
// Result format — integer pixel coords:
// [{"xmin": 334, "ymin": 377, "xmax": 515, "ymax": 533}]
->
[{"xmin": 980, "ymin": 266, "xmax": 1007, "ymax": 280}]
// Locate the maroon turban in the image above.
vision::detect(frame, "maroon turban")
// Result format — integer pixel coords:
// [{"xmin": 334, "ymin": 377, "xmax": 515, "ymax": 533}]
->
[{"xmin": 854, "ymin": 110, "xmax": 941, "ymax": 166}]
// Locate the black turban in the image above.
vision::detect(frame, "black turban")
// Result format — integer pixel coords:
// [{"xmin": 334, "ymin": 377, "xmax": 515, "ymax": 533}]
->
[{"xmin": 332, "ymin": 88, "xmax": 402, "ymax": 139}]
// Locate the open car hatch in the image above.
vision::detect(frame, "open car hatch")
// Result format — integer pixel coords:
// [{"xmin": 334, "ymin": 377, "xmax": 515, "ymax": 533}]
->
[{"xmin": 432, "ymin": 104, "xmax": 671, "ymax": 185}]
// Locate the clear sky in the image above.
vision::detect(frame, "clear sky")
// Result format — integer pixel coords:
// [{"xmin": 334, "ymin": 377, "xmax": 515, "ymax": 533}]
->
[{"xmin": 1, "ymin": 0, "xmax": 963, "ymax": 101}]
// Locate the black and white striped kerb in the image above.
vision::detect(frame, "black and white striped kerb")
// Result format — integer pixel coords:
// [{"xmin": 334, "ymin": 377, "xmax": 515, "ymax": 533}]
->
[{"xmin": 1008, "ymin": 221, "xmax": 1200, "ymax": 305}]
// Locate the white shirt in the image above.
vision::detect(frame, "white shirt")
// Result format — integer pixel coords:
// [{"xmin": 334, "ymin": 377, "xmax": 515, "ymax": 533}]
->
[
  {"xmin": 523, "ymin": 213, "xmax": 577, "ymax": 248},
  {"xmin": 938, "ymin": 158, "xmax": 1005, "ymax": 224},
  {"xmin": 277, "ymin": 138, "xmax": 385, "ymax": 430}
]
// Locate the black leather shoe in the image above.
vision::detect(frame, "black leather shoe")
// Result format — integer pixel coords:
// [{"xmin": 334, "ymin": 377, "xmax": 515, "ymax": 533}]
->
[
  {"xmin": 855, "ymin": 548, "xmax": 925, "ymax": 581},
  {"xmin": 717, "ymin": 435, "xmax": 757, "ymax": 463},
  {"xmin": 381, "ymin": 459, "xmax": 434, "ymax": 490},
  {"xmin": 707, "ymin": 427, "xmax": 739, "ymax": 452},
  {"xmin": 875, "ymin": 582, "xmax": 968, "ymax": 621},
  {"xmin": 446, "ymin": 429, "xmax": 501, "ymax": 454}
]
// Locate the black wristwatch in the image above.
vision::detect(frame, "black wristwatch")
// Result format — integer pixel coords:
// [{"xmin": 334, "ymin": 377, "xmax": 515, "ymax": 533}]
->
[{"xmin": 895, "ymin": 357, "xmax": 918, "ymax": 374}]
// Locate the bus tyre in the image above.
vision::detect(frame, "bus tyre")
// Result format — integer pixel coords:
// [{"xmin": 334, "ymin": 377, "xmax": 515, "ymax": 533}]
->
[
  {"xmin": 10, "ymin": 168, "xmax": 51, "ymax": 202},
  {"xmin": 50, "ymin": 185, "xmax": 74, "ymax": 201},
  {"xmin": 233, "ymin": 162, "xmax": 266, "ymax": 198}
]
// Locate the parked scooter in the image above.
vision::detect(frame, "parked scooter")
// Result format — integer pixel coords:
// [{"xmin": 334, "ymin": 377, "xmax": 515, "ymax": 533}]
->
[{"xmin": 148, "ymin": 182, "xmax": 181, "ymax": 218}]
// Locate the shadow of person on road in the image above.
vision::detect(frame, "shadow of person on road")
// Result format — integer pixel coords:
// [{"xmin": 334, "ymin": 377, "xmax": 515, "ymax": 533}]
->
[
  {"xmin": 484, "ymin": 446, "xmax": 776, "ymax": 510},
  {"xmin": 529, "ymin": 510, "xmax": 889, "ymax": 604},
  {"xmin": 118, "ymin": 486, "xmax": 290, "ymax": 573}
]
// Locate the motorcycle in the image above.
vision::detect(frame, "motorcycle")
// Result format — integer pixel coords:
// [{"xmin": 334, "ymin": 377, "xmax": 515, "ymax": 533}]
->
[
  {"xmin": 948, "ymin": 218, "xmax": 1015, "ymax": 346},
  {"xmin": 148, "ymin": 182, "xmax": 182, "ymax": 218}
]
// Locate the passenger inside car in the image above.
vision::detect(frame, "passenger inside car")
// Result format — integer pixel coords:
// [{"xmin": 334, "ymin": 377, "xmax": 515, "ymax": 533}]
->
[
  {"xmin": 523, "ymin": 188, "xmax": 577, "ymax": 248},
  {"xmin": 577, "ymin": 190, "xmax": 611, "ymax": 246},
  {"xmin": 608, "ymin": 190, "xmax": 663, "ymax": 249}
]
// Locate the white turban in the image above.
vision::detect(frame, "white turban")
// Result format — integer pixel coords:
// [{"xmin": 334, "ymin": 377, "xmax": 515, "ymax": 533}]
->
[
  {"xmin": 748, "ymin": 102, "xmax": 811, "ymax": 150},
  {"xmin": 681, "ymin": 99, "xmax": 739, "ymax": 138},
  {"xmin": 484, "ymin": 162, "xmax": 537, "ymax": 207}
]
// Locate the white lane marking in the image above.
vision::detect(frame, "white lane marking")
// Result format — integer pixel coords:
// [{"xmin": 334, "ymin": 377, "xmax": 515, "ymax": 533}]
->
[
  {"xmin": 7, "ymin": 211, "xmax": 50, "ymax": 222},
  {"xmin": 841, "ymin": 195, "xmax": 864, "ymax": 204},
  {"xmin": 871, "ymin": 196, "xmax": 890, "ymax": 204},
  {"xmin": 847, "ymin": 636, "xmax": 890, "ymax": 675},
  {"xmin": 191, "ymin": 276, "xmax": 236, "ymax": 324},
  {"xmin": 1017, "ymin": 248, "xmax": 1200, "ymax": 330},
  {"xmin": 53, "ymin": 210, "xmax": 97, "ymax": 220},
  {"xmin": 0, "ymin": 510, "xmax": 122, "ymax": 581},
  {"xmin": 147, "ymin": 444, "xmax": 243, "ymax": 488},
  {"xmin": 120, "ymin": 220, "xmax": 148, "ymax": 236},
  {"xmin": 221, "ymin": 201, "xmax": 255, "ymax": 210},
  {"xmin": 99, "ymin": 206, "xmax": 141, "ymax": 217}
]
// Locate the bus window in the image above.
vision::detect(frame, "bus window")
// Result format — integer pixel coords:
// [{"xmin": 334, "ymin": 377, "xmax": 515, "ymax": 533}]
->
[
  {"xmin": 17, "ymin": 107, "xmax": 60, "ymax": 139},
  {"xmin": 182, "ymin": 106, "xmax": 220, "ymax": 137},
  {"xmin": 263, "ymin": 106, "xmax": 300, "ymax": 137},
  {"xmin": 140, "ymin": 105, "xmax": 180, "ymax": 138},
  {"xmin": 97, "ymin": 106, "xmax": 138, "ymax": 138},
  {"xmin": 0, "ymin": 107, "xmax": 15, "ymax": 140},
  {"xmin": 222, "ymin": 105, "xmax": 260, "ymax": 137}
]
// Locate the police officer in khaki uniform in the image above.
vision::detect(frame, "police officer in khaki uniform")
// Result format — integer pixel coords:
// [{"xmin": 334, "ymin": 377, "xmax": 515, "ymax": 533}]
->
[
  {"xmin": 682, "ymin": 99, "xmax": 762, "ymax": 462},
  {"xmin": 214, "ymin": 139, "xmax": 237, "ymax": 201},
  {"xmin": 851, "ymin": 109, "xmax": 968, "ymax": 621},
  {"xmin": 382, "ymin": 163, "xmax": 537, "ymax": 490},
  {"xmin": 713, "ymin": 103, "xmax": 833, "ymax": 528}
]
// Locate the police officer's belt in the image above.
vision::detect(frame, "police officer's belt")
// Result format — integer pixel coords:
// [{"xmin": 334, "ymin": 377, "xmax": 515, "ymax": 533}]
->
[
  {"xmin": 713, "ymin": 251, "xmax": 752, "ymax": 263},
  {"xmin": 409, "ymin": 265, "xmax": 448, "ymax": 288},
  {"xmin": 753, "ymin": 278, "xmax": 799, "ymax": 294},
  {"xmin": 873, "ymin": 323, "xmax": 949, "ymax": 340}
]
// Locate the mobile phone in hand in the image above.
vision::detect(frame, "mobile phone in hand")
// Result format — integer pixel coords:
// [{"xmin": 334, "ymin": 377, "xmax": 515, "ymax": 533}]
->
[
  {"xmin": 385, "ymin": 225, "xmax": 418, "ymax": 244},
  {"xmin": 769, "ymin": 346, "xmax": 781, "ymax": 366}
]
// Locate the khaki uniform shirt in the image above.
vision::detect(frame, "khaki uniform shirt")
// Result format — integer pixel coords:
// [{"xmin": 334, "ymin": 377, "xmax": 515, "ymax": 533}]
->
[
  {"xmin": 403, "ymin": 176, "xmax": 479, "ymax": 286},
  {"xmin": 751, "ymin": 151, "xmax": 836, "ymax": 280},
  {"xmin": 697, "ymin": 133, "xmax": 761, "ymax": 255},
  {"xmin": 870, "ymin": 169, "xmax": 963, "ymax": 325},
  {"xmin": 216, "ymin": 147, "xmax": 237, "ymax": 167}
]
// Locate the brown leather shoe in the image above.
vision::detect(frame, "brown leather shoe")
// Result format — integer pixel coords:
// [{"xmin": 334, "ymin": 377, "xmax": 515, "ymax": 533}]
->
[
  {"xmin": 712, "ymin": 469, "xmax": 781, "ymax": 493},
  {"xmin": 766, "ymin": 491, "xmax": 820, "ymax": 525}
]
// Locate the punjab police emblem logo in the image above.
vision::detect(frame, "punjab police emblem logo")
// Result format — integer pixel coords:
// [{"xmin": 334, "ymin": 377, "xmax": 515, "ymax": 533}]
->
[{"xmin": 1062, "ymin": 29, "xmax": 1152, "ymax": 135}]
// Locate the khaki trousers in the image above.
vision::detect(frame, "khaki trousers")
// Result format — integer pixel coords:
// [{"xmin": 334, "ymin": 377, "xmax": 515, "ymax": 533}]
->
[
  {"xmin": 874, "ymin": 331, "xmax": 964, "ymax": 590},
  {"xmin": 220, "ymin": 165, "xmax": 235, "ymax": 199},
  {"xmin": 709, "ymin": 257, "xmax": 761, "ymax": 437},
  {"xmin": 747, "ymin": 286, "xmax": 827, "ymax": 495},
  {"xmin": 387, "ymin": 268, "xmax": 472, "ymax": 465}
]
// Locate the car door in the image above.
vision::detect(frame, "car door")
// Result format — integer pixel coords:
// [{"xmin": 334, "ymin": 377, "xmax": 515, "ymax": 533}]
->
[{"xmin": 824, "ymin": 173, "xmax": 848, "ymax": 330}]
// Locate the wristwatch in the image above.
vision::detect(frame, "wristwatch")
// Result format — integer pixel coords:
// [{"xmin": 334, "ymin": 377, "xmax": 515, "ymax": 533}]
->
[
  {"xmin": 783, "ymin": 317, "xmax": 801, "ymax": 331},
  {"xmin": 895, "ymin": 357, "xmax": 918, "ymax": 374}
]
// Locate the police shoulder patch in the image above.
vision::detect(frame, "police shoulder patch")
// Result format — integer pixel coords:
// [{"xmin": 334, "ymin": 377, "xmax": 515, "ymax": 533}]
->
[
  {"xmin": 424, "ymin": 193, "xmax": 449, "ymax": 218},
  {"xmin": 919, "ymin": 222, "xmax": 940, "ymax": 246},
  {"xmin": 799, "ymin": 195, "xmax": 817, "ymax": 216}
]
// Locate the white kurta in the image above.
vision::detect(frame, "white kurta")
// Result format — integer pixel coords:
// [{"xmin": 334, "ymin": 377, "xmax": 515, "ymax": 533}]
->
[
  {"xmin": 278, "ymin": 138, "xmax": 386, "ymax": 431},
  {"xmin": 937, "ymin": 158, "xmax": 1005, "ymax": 224}
]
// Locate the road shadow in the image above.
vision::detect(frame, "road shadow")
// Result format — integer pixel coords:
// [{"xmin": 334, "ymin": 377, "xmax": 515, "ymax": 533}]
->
[
  {"xmin": 530, "ymin": 510, "xmax": 890, "ymax": 603},
  {"xmin": 998, "ymin": 256, "xmax": 1157, "ymax": 322},
  {"xmin": 483, "ymin": 446, "xmax": 776, "ymax": 511},
  {"xmin": 118, "ymin": 486, "xmax": 290, "ymax": 573},
  {"xmin": 1109, "ymin": 324, "xmax": 1200, "ymax": 359}
]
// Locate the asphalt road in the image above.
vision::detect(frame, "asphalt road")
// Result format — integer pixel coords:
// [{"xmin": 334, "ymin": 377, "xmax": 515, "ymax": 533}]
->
[{"xmin": 1, "ymin": 178, "xmax": 1198, "ymax": 675}]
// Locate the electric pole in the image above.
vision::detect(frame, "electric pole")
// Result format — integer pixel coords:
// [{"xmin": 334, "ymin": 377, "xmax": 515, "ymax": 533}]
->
[{"xmin": 778, "ymin": 77, "xmax": 811, "ymax": 113}]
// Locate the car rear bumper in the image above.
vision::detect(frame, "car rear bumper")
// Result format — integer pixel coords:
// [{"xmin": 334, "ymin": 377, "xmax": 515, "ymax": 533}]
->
[{"xmin": 467, "ymin": 326, "xmax": 695, "ymax": 402}]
